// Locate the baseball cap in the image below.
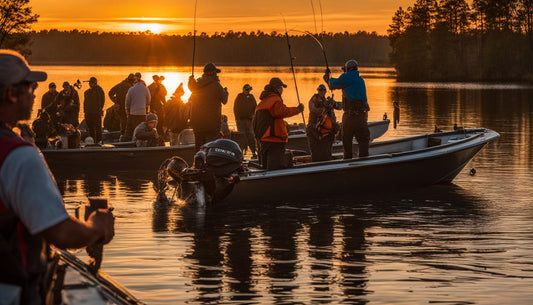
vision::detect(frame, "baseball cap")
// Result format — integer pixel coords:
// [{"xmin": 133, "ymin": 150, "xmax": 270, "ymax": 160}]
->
[
  {"xmin": 317, "ymin": 84, "xmax": 327, "ymax": 91},
  {"xmin": 88, "ymin": 76, "xmax": 97, "ymax": 83},
  {"xmin": 146, "ymin": 113, "xmax": 158, "ymax": 122},
  {"xmin": 342, "ymin": 59, "xmax": 359, "ymax": 71},
  {"xmin": 62, "ymin": 81, "xmax": 70, "ymax": 87},
  {"xmin": 243, "ymin": 84, "xmax": 252, "ymax": 90},
  {"xmin": 49, "ymin": 82, "xmax": 56, "ymax": 88},
  {"xmin": 268, "ymin": 77, "xmax": 287, "ymax": 88},
  {"xmin": 203, "ymin": 63, "xmax": 221, "ymax": 73},
  {"xmin": 0, "ymin": 50, "xmax": 47, "ymax": 86}
]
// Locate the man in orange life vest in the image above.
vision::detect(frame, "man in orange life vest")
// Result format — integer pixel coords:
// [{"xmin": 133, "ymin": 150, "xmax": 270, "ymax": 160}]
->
[
  {"xmin": 306, "ymin": 84, "xmax": 342, "ymax": 162},
  {"xmin": 253, "ymin": 77, "xmax": 304, "ymax": 170},
  {"xmin": 0, "ymin": 50, "xmax": 115, "ymax": 304}
]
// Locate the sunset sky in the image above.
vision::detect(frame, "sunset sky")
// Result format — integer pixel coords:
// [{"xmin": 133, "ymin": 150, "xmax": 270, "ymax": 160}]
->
[{"xmin": 31, "ymin": 0, "xmax": 414, "ymax": 35}]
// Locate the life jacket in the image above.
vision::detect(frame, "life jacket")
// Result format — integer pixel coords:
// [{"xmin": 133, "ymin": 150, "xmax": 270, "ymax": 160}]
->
[
  {"xmin": 0, "ymin": 130, "xmax": 49, "ymax": 304},
  {"xmin": 316, "ymin": 114, "xmax": 333, "ymax": 135}
]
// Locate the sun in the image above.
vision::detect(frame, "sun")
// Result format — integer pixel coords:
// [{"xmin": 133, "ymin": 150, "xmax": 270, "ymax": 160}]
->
[{"xmin": 135, "ymin": 23, "xmax": 164, "ymax": 34}]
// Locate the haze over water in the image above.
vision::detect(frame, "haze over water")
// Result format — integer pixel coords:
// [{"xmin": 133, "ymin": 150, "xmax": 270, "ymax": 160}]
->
[{"xmin": 40, "ymin": 66, "xmax": 533, "ymax": 304}]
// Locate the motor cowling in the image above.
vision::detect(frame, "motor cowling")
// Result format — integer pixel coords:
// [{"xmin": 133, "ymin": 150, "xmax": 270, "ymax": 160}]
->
[{"xmin": 202, "ymin": 139, "xmax": 243, "ymax": 177}]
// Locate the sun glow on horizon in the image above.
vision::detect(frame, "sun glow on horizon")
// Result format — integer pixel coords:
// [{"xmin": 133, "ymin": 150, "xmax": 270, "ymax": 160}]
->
[{"xmin": 134, "ymin": 23, "xmax": 165, "ymax": 34}]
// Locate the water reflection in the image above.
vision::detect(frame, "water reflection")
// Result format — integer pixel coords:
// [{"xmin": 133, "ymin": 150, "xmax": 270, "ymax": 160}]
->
[{"xmin": 45, "ymin": 66, "xmax": 533, "ymax": 304}]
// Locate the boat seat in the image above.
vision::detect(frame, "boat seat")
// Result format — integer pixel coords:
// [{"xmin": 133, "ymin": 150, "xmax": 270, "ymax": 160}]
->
[{"xmin": 427, "ymin": 137, "xmax": 441, "ymax": 147}]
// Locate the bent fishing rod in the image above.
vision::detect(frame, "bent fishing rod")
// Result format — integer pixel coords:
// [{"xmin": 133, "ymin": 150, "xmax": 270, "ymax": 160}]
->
[
  {"xmin": 282, "ymin": 15, "xmax": 306, "ymax": 127},
  {"xmin": 191, "ymin": 0, "xmax": 198, "ymax": 77}
]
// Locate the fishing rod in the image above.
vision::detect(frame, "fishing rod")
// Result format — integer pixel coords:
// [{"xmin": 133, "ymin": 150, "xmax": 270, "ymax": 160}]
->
[
  {"xmin": 282, "ymin": 15, "xmax": 306, "ymax": 128},
  {"xmin": 309, "ymin": 0, "xmax": 318, "ymax": 35},
  {"xmin": 290, "ymin": 29, "xmax": 330, "ymax": 74},
  {"xmin": 191, "ymin": 0, "xmax": 198, "ymax": 77}
]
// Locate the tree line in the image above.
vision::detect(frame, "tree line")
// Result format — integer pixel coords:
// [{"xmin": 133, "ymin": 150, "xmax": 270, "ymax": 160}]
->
[
  {"xmin": 388, "ymin": 0, "xmax": 533, "ymax": 81},
  {"xmin": 24, "ymin": 29, "xmax": 390, "ymax": 67}
]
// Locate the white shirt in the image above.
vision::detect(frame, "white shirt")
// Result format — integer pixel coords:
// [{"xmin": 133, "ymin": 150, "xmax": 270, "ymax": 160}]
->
[
  {"xmin": 0, "ymin": 146, "xmax": 69, "ymax": 235},
  {"xmin": 125, "ymin": 82, "xmax": 151, "ymax": 115}
]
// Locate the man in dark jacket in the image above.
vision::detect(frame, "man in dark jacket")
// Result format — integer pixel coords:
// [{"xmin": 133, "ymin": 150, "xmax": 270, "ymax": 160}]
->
[
  {"xmin": 83, "ymin": 77, "xmax": 105, "ymax": 143},
  {"xmin": 233, "ymin": 84, "xmax": 257, "ymax": 158},
  {"xmin": 164, "ymin": 83, "xmax": 190, "ymax": 145},
  {"xmin": 108, "ymin": 73, "xmax": 134, "ymax": 134},
  {"xmin": 148, "ymin": 75, "xmax": 167, "ymax": 136},
  {"xmin": 188, "ymin": 63, "xmax": 229, "ymax": 149},
  {"xmin": 55, "ymin": 81, "xmax": 80, "ymax": 127},
  {"xmin": 40, "ymin": 82, "xmax": 58, "ymax": 113}
]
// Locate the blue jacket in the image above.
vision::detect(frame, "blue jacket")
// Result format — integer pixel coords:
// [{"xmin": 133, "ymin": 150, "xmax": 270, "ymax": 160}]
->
[{"xmin": 328, "ymin": 70, "xmax": 367, "ymax": 105}]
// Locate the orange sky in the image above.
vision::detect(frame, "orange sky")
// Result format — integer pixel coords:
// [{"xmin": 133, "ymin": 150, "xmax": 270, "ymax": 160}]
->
[{"xmin": 31, "ymin": 0, "xmax": 415, "ymax": 35}]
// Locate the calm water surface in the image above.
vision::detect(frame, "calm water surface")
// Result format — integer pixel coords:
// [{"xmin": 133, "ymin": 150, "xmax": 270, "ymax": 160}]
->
[{"xmin": 36, "ymin": 66, "xmax": 533, "ymax": 304}]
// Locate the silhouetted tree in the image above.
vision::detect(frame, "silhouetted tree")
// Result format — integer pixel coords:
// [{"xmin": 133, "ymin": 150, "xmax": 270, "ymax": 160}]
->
[{"xmin": 0, "ymin": 0, "xmax": 39, "ymax": 54}]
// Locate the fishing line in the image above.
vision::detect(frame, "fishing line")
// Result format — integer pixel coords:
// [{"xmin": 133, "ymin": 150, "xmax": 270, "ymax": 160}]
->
[{"xmin": 309, "ymin": 0, "xmax": 318, "ymax": 35}]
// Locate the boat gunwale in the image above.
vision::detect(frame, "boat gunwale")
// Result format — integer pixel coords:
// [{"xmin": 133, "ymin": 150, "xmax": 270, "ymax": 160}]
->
[{"xmin": 240, "ymin": 128, "xmax": 499, "ymax": 180}]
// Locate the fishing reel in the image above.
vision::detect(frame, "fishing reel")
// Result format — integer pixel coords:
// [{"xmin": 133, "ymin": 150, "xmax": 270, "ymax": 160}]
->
[{"xmin": 73, "ymin": 79, "xmax": 82, "ymax": 90}]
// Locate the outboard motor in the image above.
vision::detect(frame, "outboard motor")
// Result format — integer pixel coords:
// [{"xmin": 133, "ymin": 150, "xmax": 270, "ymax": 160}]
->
[{"xmin": 157, "ymin": 139, "xmax": 243, "ymax": 206}]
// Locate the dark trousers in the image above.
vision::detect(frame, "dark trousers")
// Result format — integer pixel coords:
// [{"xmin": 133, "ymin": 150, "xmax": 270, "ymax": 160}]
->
[
  {"xmin": 236, "ymin": 119, "xmax": 256, "ymax": 154},
  {"xmin": 85, "ymin": 113, "xmax": 102, "ymax": 143},
  {"xmin": 342, "ymin": 112, "xmax": 370, "ymax": 159},
  {"xmin": 259, "ymin": 141, "xmax": 286, "ymax": 170},
  {"xmin": 122, "ymin": 114, "xmax": 146, "ymax": 142},
  {"xmin": 118, "ymin": 109, "xmax": 127, "ymax": 134},
  {"xmin": 307, "ymin": 132, "xmax": 335, "ymax": 162},
  {"xmin": 194, "ymin": 129, "xmax": 221, "ymax": 150}
]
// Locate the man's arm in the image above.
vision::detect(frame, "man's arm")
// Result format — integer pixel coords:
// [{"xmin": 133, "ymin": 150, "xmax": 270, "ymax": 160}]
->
[
  {"xmin": 41, "ymin": 210, "xmax": 114, "ymax": 249},
  {"xmin": 271, "ymin": 99, "xmax": 300, "ymax": 119}
]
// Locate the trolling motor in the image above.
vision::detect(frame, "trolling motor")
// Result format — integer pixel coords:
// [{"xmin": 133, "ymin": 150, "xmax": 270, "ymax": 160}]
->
[{"xmin": 157, "ymin": 139, "xmax": 244, "ymax": 206}]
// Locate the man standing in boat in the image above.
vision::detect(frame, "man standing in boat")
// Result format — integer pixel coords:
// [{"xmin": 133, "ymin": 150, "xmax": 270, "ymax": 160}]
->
[
  {"xmin": 123, "ymin": 72, "xmax": 151, "ymax": 142},
  {"xmin": 55, "ymin": 81, "xmax": 80, "ymax": 128},
  {"xmin": 324, "ymin": 59, "xmax": 370, "ymax": 158},
  {"xmin": 234, "ymin": 84, "xmax": 258, "ymax": 159},
  {"xmin": 147, "ymin": 75, "xmax": 167, "ymax": 137},
  {"xmin": 254, "ymin": 77, "xmax": 304, "ymax": 170},
  {"xmin": 83, "ymin": 77, "xmax": 105, "ymax": 144},
  {"xmin": 40, "ymin": 82, "xmax": 58, "ymax": 113},
  {"xmin": 188, "ymin": 63, "xmax": 229, "ymax": 150},
  {"xmin": 109, "ymin": 73, "xmax": 134, "ymax": 137},
  {"xmin": 307, "ymin": 84, "xmax": 342, "ymax": 162},
  {"xmin": 0, "ymin": 50, "xmax": 115, "ymax": 305}
]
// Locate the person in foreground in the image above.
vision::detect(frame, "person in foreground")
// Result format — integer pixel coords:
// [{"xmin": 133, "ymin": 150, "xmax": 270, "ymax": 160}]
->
[
  {"xmin": 133, "ymin": 113, "xmax": 162, "ymax": 147},
  {"xmin": 324, "ymin": 59, "xmax": 370, "ymax": 158},
  {"xmin": 253, "ymin": 77, "xmax": 304, "ymax": 170},
  {"xmin": 0, "ymin": 50, "xmax": 115, "ymax": 305},
  {"xmin": 307, "ymin": 84, "xmax": 342, "ymax": 162}
]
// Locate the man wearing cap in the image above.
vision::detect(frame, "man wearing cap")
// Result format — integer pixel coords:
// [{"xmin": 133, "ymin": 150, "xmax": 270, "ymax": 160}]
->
[
  {"xmin": 188, "ymin": 63, "xmax": 229, "ymax": 149},
  {"xmin": 307, "ymin": 84, "xmax": 342, "ymax": 162},
  {"xmin": 55, "ymin": 80, "xmax": 81, "ymax": 127},
  {"xmin": 109, "ymin": 73, "xmax": 135, "ymax": 135},
  {"xmin": 324, "ymin": 59, "xmax": 370, "ymax": 158},
  {"xmin": 0, "ymin": 50, "xmax": 114, "ymax": 304},
  {"xmin": 83, "ymin": 76, "xmax": 105, "ymax": 143},
  {"xmin": 41, "ymin": 82, "xmax": 58, "ymax": 113},
  {"xmin": 123, "ymin": 72, "xmax": 151, "ymax": 142},
  {"xmin": 133, "ymin": 113, "xmax": 161, "ymax": 147},
  {"xmin": 233, "ymin": 84, "xmax": 258, "ymax": 158},
  {"xmin": 254, "ymin": 77, "xmax": 304, "ymax": 170}
]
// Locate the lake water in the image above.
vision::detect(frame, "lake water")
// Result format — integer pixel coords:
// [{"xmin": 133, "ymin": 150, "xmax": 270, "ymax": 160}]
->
[{"xmin": 35, "ymin": 66, "xmax": 533, "ymax": 304}]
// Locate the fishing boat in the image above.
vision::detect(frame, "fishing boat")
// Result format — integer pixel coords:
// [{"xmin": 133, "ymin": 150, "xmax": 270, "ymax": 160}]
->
[
  {"xmin": 158, "ymin": 128, "xmax": 499, "ymax": 204},
  {"xmin": 50, "ymin": 248, "xmax": 144, "ymax": 304},
  {"xmin": 42, "ymin": 119, "xmax": 389, "ymax": 174}
]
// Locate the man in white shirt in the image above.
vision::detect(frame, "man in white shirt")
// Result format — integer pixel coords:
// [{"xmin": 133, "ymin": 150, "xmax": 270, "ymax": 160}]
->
[
  {"xmin": 122, "ymin": 72, "xmax": 151, "ymax": 142},
  {"xmin": 0, "ymin": 50, "xmax": 115, "ymax": 305}
]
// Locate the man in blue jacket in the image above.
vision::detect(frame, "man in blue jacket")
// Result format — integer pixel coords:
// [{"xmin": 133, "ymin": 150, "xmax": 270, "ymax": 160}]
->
[{"xmin": 324, "ymin": 59, "xmax": 370, "ymax": 158}]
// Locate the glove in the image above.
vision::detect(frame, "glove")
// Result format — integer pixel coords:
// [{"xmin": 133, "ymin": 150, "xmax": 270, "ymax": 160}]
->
[
  {"xmin": 323, "ymin": 73, "xmax": 330, "ymax": 83},
  {"xmin": 297, "ymin": 103, "xmax": 304, "ymax": 113}
]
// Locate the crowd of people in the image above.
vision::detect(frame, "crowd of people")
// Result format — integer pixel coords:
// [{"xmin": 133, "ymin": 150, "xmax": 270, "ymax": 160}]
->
[{"xmin": 29, "ymin": 53, "xmax": 370, "ymax": 168}]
